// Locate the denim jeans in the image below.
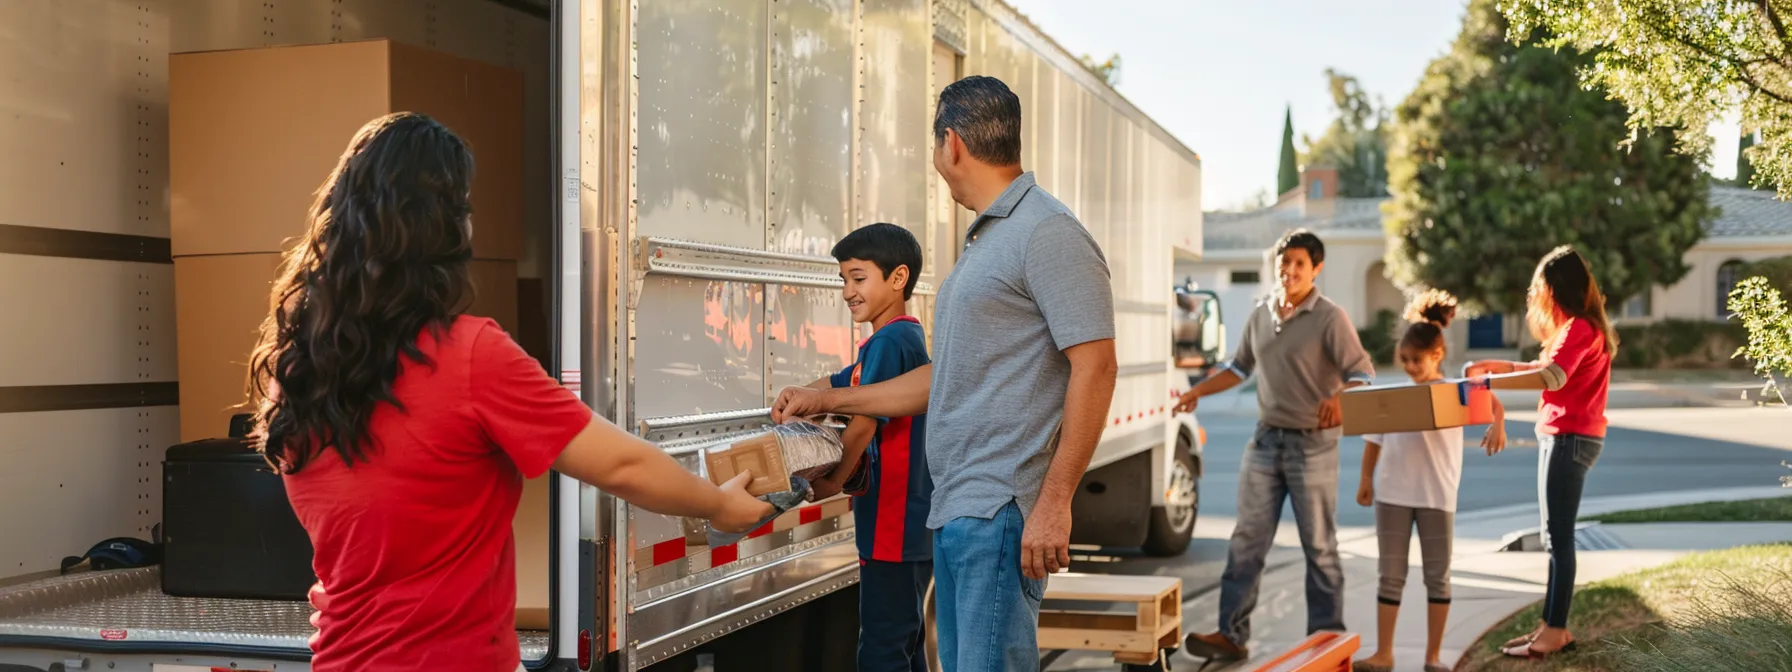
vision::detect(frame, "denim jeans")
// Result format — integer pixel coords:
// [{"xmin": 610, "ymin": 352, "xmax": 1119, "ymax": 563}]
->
[
  {"xmin": 933, "ymin": 501, "xmax": 1046, "ymax": 672},
  {"xmin": 1539, "ymin": 432, "xmax": 1602, "ymax": 628},
  {"xmin": 1218, "ymin": 425, "xmax": 1344, "ymax": 646}
]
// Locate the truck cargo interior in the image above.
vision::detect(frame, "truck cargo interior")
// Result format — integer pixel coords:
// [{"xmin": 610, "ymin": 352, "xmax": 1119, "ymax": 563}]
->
[{"xmin": 0, "ymin": 0, "xmax": 562, "ymax": 665}]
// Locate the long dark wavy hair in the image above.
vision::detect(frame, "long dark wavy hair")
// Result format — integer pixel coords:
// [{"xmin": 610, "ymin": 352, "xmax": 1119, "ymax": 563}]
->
[
  {"xmin": 249, "ymin": 112, "xmax": 476, "ymax": 473},
  {"xmin": 1527, "ymin": 245, "xmax": 1619, "ymax": 356}
]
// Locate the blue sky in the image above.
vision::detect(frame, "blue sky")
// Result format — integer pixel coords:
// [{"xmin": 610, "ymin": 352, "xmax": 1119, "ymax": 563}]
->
[{"xmin": 1005, "ymin": 0, "xmax": 1742, "ymax": 212}]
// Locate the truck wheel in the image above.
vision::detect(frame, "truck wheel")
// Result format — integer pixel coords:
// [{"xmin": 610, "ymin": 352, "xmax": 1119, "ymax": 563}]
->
[{"xmin": 1141, "ymin": 438, "xmax": 1198, "ymax": 557}]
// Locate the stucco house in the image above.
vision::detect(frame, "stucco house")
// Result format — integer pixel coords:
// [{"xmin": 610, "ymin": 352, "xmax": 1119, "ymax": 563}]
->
[{"xmin": 1177, "ymin": 166, "xmax": 1792, "ymax": 365}]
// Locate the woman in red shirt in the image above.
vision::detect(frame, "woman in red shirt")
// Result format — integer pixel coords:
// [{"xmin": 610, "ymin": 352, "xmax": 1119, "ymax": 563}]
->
[
  {"xmin": 1467, "ymin": 246, "xmax": 1615, "ymax": 659},
  {"xmin": 245, "ymin": 112, "xmax": 772, "ymax": 671}
]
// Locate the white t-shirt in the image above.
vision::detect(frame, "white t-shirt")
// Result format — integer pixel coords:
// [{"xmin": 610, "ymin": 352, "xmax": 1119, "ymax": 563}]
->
[{"xmin": 1363, "ymin": 427, "xmax": 1464, "ymax": 512}]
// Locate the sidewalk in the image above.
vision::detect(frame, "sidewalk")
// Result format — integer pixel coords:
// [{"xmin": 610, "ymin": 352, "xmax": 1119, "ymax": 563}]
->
[{"xmin": 1172, "ymin": 485, "xmax": 1792, "ymax": 671}]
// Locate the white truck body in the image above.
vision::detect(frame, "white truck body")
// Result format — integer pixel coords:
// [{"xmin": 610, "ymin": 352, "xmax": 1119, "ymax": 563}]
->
[{"xmin": 0, "ymin": 0, "xmax": 1203, "ymax": 670}]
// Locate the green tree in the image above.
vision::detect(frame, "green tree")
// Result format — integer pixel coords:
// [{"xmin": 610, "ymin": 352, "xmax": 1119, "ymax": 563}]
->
[
  {"xmin": 1739, "ymin": 130, "xmax": 1760, "ymax": 188},
  {"xmin": 1301, "ymin": 69, "xmax": 1389, "ymax": 198},
  {"xmin": 1278, "ymin": 106, "xmax": 1300, "ymax": 195},
  {"xmin": 1498, "ymin": 0, "xmax": 1792, "ymax": 196},
  {"xmin": 1384, "ymin": 0, "xmax": 1715, "ymax": 318},
  {"xmin": 1079, "ymin": 53, "xmax": 1121, "ymax": 87}
]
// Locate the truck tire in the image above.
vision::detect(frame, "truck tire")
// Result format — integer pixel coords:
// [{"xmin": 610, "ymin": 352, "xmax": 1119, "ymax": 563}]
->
[{"xmin": 1141, "ymin": 437, "xmax": 1199, "ymax": 557}]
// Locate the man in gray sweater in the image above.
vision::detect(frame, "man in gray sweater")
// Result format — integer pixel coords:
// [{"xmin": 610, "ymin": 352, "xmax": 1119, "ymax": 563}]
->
[{"xmin": 1174, "ymin": 228, "xmax": 1375, "ymax": 661}]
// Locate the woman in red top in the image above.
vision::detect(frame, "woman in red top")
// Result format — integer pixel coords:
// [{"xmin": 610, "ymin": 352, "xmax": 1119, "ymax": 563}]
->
[
  {"xmin": 246, "ymin": 112, "xmax": 772, "ymax": 671},
  {"xmin": 1467, "ymin": 246, "xmax": 1615, "ymax": 659}
]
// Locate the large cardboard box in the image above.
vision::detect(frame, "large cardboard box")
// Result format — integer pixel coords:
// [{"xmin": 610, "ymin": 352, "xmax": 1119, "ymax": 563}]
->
[
  {"xmin": 514, "ymin": 475, "xmax": 551, "ymax": 629},
  {"xmin": 173, "ymin": 254, "xmax": 519, "ymax": 442},
  {"xmin": 1340, "ymin": 379, "xmax": 1494, "ymax": 436},
  {"xmin": 169, "ymin": 39, "xmax": 524, "ymax": 260}
]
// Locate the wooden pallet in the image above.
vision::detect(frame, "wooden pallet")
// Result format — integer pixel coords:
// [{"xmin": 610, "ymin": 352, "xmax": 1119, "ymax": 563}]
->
[{"xmin": 1037, "ymin": 572, "xmax": 1182, "ymax": 665}]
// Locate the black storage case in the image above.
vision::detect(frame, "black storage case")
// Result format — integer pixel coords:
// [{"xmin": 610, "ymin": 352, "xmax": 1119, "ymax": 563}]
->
[{"xmin": 161, "ymin": 437, "xmax": 316, "ymax": 600}]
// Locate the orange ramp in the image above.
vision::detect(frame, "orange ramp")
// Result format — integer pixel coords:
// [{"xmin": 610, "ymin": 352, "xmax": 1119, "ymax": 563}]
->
[{"xmin": 1248, "ymin": 631, "xmax": 1359, "ymax": 672}]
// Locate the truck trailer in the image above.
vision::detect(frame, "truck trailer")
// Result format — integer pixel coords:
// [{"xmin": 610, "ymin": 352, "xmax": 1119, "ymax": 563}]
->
[{"xmin": 0, "ymin": 0, "xmax": 1205, "ymax": 669}]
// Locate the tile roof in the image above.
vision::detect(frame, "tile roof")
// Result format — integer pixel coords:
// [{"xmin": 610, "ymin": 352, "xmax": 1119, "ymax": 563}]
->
[
  {"xmin": 1708, "ymin": 186, "xmax": 1792, "ymax": 238},
  {"xmin": 1203, "ymin": 198, "xmax": 1387, "ymax": 251},
  {"xmin": 1201, "ymin": 186, "xmax": 1792, "ymax": 252}
]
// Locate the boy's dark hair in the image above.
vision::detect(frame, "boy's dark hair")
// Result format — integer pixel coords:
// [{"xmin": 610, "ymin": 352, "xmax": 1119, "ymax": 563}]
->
[
  {"xmin": 932, "ymin": 76, "xmax": 1023, "ymax": 166},
  {"xmin": 831, "ymin": 223, "xmax": 924, "ymax": 300},
  {"xmin": 1273, "ymin": 228, "xmax": 1326, "ymax": 266}
]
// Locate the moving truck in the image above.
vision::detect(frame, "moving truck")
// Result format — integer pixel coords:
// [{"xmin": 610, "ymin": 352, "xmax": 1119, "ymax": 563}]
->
[{"xmin": 0, "ymin": 0, "xmax": 1206, "ymax": 669}]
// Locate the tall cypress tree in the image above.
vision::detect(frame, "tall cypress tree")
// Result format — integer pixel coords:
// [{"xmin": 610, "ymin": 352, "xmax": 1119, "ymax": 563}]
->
[{"xmin": 1277, "ymin": 106, "xmax": 1300, "ymax": 195}]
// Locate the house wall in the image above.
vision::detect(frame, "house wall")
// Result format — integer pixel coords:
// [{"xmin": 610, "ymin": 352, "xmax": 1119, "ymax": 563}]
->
[{"xmin": 1651, "ymin": 241, "xmax": 1792, "ymax": 322}]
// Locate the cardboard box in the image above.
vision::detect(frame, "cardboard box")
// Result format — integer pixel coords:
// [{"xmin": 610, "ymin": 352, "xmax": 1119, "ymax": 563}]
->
[
  {"xmin": 170, "ymin": 39, "xmax": 524, "ymax": 260},
  {"xmin": 705, "ymin": 433, "xmax": 793, "ymax": 496},
  {"xmin": 173, "ymin": 254, "xmax": 519, "ymax": 442},
  {"xmin": 1340, "ymin": 379, "xmax": 1494, "ymax": 436},
  {"xmin": 514, "ymin": 475, "xmax": 551, "ymax": 629}
]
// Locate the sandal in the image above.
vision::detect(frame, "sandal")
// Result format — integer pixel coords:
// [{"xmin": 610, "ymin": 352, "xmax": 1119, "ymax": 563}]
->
[
  {"xmin": 1351, "ymin": 661, "xmax": 1392, "ymax": 672},
  {"xmin": 1424, "ymin": 664, "xmax": 1452, "ymax": 672},
  {"xmin": 1501, "ymin": 640, "xmax": 1578, "ymax": 659},
  {"xmin": 1501, "ymin": 629, "xmax": 1540, "ymax": 649}
]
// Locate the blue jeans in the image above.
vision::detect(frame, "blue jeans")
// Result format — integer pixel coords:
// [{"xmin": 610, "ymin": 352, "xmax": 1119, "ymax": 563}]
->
[
  {"xmin": 1218, "ymin": 425, "xmax": 1344, "ymax": 646},
  {"xmin": 1539, "ymin": 432, "xmax": 1602, "ymax": 628},
  {"xmin": 933, "ymin": 501, "xmax": 1045, "ymax": 672}
]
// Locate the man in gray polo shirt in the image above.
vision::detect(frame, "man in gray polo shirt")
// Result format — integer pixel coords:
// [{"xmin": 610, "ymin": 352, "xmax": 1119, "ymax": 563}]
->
[
  {"xmin": 1173, "ymin": 229, "xmax": 1374, "ymax": 661},
  {"xmin": 772, "ymin": 75, "xmax": 1117, "ymax": 672}
]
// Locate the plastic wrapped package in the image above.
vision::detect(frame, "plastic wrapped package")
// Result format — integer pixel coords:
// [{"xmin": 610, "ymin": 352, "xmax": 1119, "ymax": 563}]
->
[{"xmin": 704, "ymin": 420, "xmax": 844, "ymax": 496}]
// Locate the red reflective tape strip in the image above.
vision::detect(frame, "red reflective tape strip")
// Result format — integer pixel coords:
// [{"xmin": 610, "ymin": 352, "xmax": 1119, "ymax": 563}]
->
[
  {"xmin": 800, "ymin": 505, "xmax": 823, "ymax": 525},
  {"xmin": 651, "ymin": 539, "xmax": 685, "ymax": 566},
  {"xmin": 748, "ymin": 521, "xmax": 775, "ymax": 538},
  {"xmin": 711, "ymin": 544, "xmax": 739, "ymax": 566}
]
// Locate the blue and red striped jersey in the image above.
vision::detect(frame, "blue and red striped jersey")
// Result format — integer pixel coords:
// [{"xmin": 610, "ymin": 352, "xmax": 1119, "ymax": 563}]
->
[{"xmin": 829, "ymin": 316, "xmax": 932, "ymax": 562}]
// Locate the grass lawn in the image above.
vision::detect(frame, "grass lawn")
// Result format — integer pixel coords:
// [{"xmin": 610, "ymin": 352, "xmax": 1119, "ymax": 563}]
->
[
  {"xmin": 1583, "ymin": 496, "xmax": 1792, "ymax": 524},
  {"xmin": 1460, "ymin": 543, "xmax": 1792, "ymax": 672}
]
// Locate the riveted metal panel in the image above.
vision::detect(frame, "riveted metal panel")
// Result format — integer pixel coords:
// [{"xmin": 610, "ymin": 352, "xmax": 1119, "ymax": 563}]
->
[
  {"xmin": 932, "ymin": 0, "xmax": 968, "ymax": 54},
  {"xmin": 1108, "ymin": 109, "xmax": 1133, "ymax": 302},
  {"xmin": 766, "ymin": 284, "xmax": 857, "ymax": 405},
  {"xmin": 768, "ymin": 0, "xmax": 854, "ymax": 257},
  {"xmin": 636, "ymin": 1, "xmax": 766, "ymax": 249},
  {"xmin": 1079, "ymin": 95, "xmax": 1110, "ymax": 254},
  {"xmin": 858, "ymin": 0, "xmax": 929, "ymax": 243},
  {"xmin": 1030, "ymin": 61, "xmax": 1057, "ymax": 194},
  {"xmin": 631, "ymin": 276, "xmax": 766, "ymax": 420}
]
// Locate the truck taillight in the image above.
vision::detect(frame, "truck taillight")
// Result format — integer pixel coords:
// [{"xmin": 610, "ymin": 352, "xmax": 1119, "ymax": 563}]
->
[{"xmin": 578, "ymin": 628, "xmax": 592, "ymax": 670}]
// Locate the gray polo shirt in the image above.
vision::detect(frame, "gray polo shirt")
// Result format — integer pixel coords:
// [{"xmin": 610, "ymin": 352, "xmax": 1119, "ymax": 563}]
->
[
  {"xmin": 927, "ymin": 172, "xmax": 1115, "ymax": 528},
  {"xmin": 1226, "ymin": 290, "xmax": 1375, "ymax": 431}
]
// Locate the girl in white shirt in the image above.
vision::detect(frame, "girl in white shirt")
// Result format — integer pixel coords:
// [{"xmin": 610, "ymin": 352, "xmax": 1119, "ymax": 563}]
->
[{"xmin": 1351, "ymin": 291, "xmax": 1507, "ymax": 672}]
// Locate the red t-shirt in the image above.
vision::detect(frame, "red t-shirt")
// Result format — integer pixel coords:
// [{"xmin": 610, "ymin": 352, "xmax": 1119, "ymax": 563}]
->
[
  {"xmin": 284, "ymin": 316, "xmax": 593, "ymax": 672},
  {"xmin": 1538, "ymin": 318, "xmax": 1611, "ymax": 437}
]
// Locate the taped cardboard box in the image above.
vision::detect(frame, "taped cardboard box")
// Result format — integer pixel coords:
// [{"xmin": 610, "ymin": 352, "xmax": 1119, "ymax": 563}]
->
[{"xmin": 1340, "ymin": 379, "xmax": 1493, "ymax": 436}]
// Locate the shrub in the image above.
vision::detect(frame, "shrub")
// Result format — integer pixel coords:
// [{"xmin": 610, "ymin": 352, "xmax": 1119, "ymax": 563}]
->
[
  {"xmin": 1358, "ymin": 309, "xmax": 1399, "ymax": 365},
  {"xmin": 1521, "ymin": 319, "xmax": 1746, "ymax": 369},
  {"xmin": 1729, "ymin": 276, "xmax": 1792, "ymax": 382}
]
